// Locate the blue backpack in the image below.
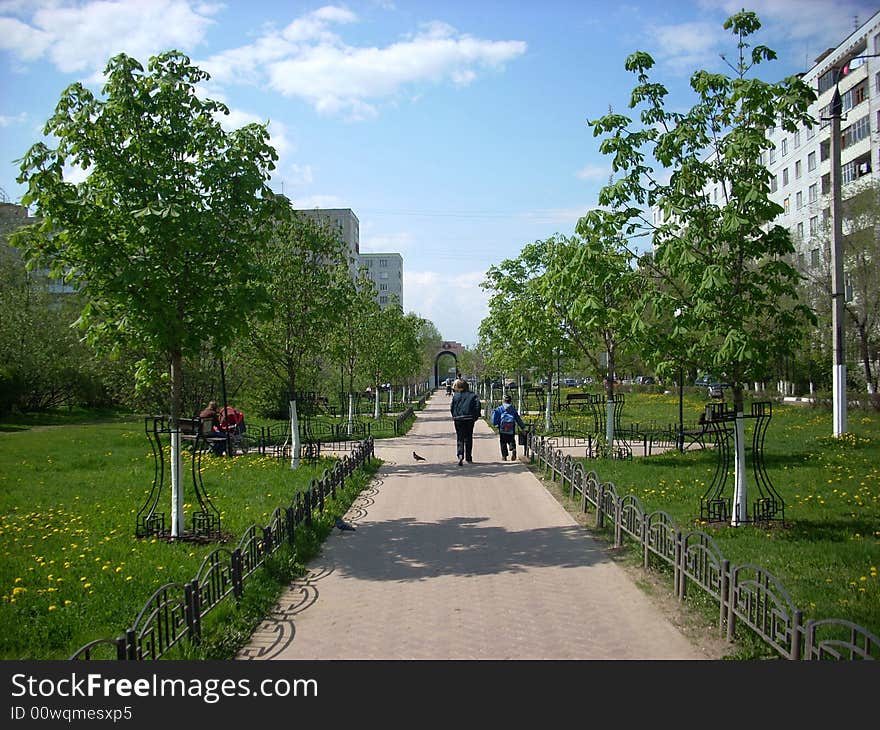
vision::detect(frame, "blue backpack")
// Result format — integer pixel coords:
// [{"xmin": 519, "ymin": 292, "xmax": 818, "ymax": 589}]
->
[{"xmin": 499, "ymin": 408, "xmax": 516, "ymax": 434}]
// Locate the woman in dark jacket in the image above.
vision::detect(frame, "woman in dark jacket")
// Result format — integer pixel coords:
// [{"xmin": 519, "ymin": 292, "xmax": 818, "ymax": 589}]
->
[{"xmin": 450, "ymin": 378, "xmax": 481, "ymax": 465}]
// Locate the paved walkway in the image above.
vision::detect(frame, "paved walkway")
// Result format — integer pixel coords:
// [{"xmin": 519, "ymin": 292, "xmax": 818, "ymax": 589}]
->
[{"xmin": 238, "ymin": 391, "xmax": 710, "ymax": 660}]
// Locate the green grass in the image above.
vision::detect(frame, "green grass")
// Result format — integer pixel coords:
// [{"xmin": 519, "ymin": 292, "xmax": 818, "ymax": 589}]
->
[
  {"xmin": 0, "ymin": 415, "xmax": 380, "ymax": 659},
  {"xmin": 539, "ymin": 389, "xmax": 880, "ymax": 643}
]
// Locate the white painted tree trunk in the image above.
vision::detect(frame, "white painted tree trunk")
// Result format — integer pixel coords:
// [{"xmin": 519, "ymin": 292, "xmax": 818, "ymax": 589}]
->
[
  {"xmin": 374, "ymin": 387, "xmax": 380, "ymax": 419},
  {"xmin": 731, "ymin": 412, "xmax": 747, "ymax": 526},
  {"xmin": 388, "ymin": 386, "xmax": 393, "ymax": 411},
  {"xmin": 347, "ymin": 393, "xmax": 354, "ymax": 436},
  {"xmin": 606, "ymin": 397, "xmax": 615, "ymax": 447},
  {"xmin": 545, "ymin": 386, "xmax": 552, "ymax": 432},
  {"xmin": 289, "ymin": 398, "xmax": 300, "ymax": 470},
  {"xmin": 170, "ymin": 430, "xmax": 183, "ymax": 537}
]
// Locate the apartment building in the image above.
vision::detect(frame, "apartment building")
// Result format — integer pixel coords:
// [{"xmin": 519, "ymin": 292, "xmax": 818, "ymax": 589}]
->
[
  {"xmin": 764, "ymin": 10, "xmax": 880, "ymax": 268},
  {"xmin": 357, "ymin": 252, "xmax": 404, "ymax": 309},
  {"xmin": 295, "ymin": 206, "xmax": 404, "ymax": 309}
]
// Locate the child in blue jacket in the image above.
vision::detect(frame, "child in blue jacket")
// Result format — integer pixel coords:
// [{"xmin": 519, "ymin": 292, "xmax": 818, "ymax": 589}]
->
[{"xmin": 491, "ymin": 395, "xmax": 526, "ymax": 461}]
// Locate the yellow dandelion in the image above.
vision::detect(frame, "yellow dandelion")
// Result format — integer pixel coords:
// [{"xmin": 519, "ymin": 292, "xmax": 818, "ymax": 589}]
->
[{"xmin": 48, "ymin": 605, "xmax": 57, "ymax": 611}]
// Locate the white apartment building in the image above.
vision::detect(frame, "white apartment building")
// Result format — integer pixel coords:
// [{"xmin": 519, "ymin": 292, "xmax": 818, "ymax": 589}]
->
[
  {"xmin": 357, "ymin": 252, "xmax": 404, "ymax": 309},
  {"xmin": 764, "ymin": 10, "xmax": 880, "ymax": 268},
  {"xmin": 295, "ymin": 206, "xmax": 404, "ymax": 309}
]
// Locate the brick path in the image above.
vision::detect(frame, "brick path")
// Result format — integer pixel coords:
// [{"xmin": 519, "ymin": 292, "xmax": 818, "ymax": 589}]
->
[{"xmin": 238, "ymin": 391, "xmax": 710, "ymax": 660}]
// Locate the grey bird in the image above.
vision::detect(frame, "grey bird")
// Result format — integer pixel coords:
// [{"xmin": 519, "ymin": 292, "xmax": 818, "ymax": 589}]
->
[
  {"xmin": 413, "ymin": 451, "xmax": 427, "ymax": 461},
  {"xmin": 334, "ymin": 516, "xmax": 356, "ymax": 532}
]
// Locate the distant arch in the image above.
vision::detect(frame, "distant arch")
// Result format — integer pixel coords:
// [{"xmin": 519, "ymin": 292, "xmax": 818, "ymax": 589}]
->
[{"xmin": 432, "ymin": 340, "xmax": 465, "ymax": 388}]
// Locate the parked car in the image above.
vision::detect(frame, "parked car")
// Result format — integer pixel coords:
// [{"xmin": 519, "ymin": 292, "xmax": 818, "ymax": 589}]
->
[
  {"xmin": 707, "ymin": 382, "xmax": 729, "ymax": 399},
  {"xmin": 563, "ymin": 378, "xmax": 577, "ymax": 387},
  {"xmin": 634, "ymin": 375, "xmax": 655, "ymax": 385},
  {"xmin": 506, "ymin": 381, "xmax": 517, "ymax": 390}
]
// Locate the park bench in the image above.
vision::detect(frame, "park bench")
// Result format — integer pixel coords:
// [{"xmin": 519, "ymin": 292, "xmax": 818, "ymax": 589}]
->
[
  {"xmin": 564, "ymin": 392, "xmax": 591, "ymax": 409},
  {"xmin": 179, "ymin": 416, "xmax": 228, "ymax": 454}
]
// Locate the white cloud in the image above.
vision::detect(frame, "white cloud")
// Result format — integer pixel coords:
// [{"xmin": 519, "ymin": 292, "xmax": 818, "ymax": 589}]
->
[
  {"xmin": 651, "ymin": 21, "xmax": 726, "ymax": 73},
  {"xmin": 0, "ymin": 111, "xmax": 28, "ymax": 126},
  {"xmin": 0, "ymin": 0, "xmax": 218, "ymax": 76},
  {"xmin": 202, "ymin": 7, "xmax": 526, "ymax": 119},
  {"xmin": 575, "ymin": 164, "xmax": 610, "ymax": 181},
  {"xmin": 405, "ymin": 269, "xmax": 488, "ymax": 346}
]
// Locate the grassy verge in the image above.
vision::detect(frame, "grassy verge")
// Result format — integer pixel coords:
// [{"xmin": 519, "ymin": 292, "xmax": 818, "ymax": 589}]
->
[
  {"xmin": 533, "ymin": 390, "xmax": 880, "ymax": 646},
  {"xmin": 0, "ymin": 415, "xmax": 379, "ymax": 659}
]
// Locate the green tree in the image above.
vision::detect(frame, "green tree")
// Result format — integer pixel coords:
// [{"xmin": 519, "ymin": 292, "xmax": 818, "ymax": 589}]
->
[
  {"xmin": 13, "ymin": 51, "xmax": 277, "ymax": 536},
  {"xmin": 800, "ymin": 182, "xmax": 880, "ymax": 395},
  {"xmin": 481, "ymin": 247, "xmax": 567, "ymax": 430},
  {"xmin": 329, "ymin": 274, "xmax": 378, "ymax": 434},
  {"xmin": 584, "ymin": 12, "xmax": 816, "ymax": 524},
  {"xmin": 540, "ymin": 232, "xmax": 643, "ymax": 443},
  {"xmin": 243, "ymin": 203, "xmax": 352, "ymax": 467}
]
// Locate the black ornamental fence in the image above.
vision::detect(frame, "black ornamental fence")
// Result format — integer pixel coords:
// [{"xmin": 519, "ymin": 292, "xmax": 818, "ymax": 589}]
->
[
  {"xmin": 70, "ymin": 437, "xmax": 374, "ymax": 661},
  {"xmin": 523, "ymin": 432, "xmax": 879, "ymax": 660}
]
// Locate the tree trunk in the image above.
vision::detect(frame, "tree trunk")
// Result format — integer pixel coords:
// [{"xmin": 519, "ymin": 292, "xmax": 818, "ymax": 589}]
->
[
  {"xmin": 857, "ymin": 323, "xmax": 875, "ymax": 394},
  {"xmin": 289, "ymin": 398, "xmax": 300, "ymax": 470},
  {"xmin": 347, "ymin": 392, "xmax": 354, "ymax": 436},
  {"xmin": 170, "ymin": 350, "xmax": 184, "ymax": 538},
  {"xmin": 374, "ymin": 386, "xmax": 380, "ymax": 419},
  {"xmin": 544, "ymin": 371, "xmax": 552, "ymax": 432},
  {"xmin": 605, "ymin": 347, "xmax": 616, "ymax": 447},
  {"xmin": 730, "ymin": 384, "xmax": 747, "ymax": 527}
]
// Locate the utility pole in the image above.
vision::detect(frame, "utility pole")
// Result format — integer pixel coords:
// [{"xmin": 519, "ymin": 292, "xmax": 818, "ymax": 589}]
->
[{"xmin": 829, "ymin": 81, "xmax": 846, "ymax": 437}]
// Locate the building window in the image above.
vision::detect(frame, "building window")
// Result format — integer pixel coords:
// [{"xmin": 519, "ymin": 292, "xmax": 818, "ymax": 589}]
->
[
  {"xmin": 769, "ymin": 148, "xmax": 777, "ymax": 165},
  {"xmin": 379, "ymin": 295, "xmax": 388, "ymax": 305},
  {"xmin": 796, "ymin": 222, "xmax": 804, "ymax": 240},
  {"xmin": 807, "ymin": 151, "xmax": 817, "ymax": 171},
  {"xmin": 842, "ymin": 154, "xmax": 872, "ymax": 184},
  {"xmin": 820, "ymin": 140, "xmax": 830, "ymax": 162},
  {"xmin": 796, "ymin": 191, "xmax": 803, "ymax": 209},
  {"xmin": 781, "ymin": 138, "xmax": 788, "ymax": 156},
  {"xmin": 783, "ymin": 197, "xmax": 790, "ymax": 213},
  {"xmin": 795, "ymin": 160, "xmax": 802, "ymax": 179},
  {"xmin": 821, "ymin": 173, "xmax": 831, "ymax": 195},
  {"xmin": 810, "ymin": 216, "xmax": 818, "ymax": 236},
  {"xmin": 842, "ymin": 115, "xmax": 870, "ymax": 149},
  {"xmin": 770, "ymin": 175, "xmax": 778, "ymax": 192},
  {"xmin": 808, "ymin": 183, "xmax": 818, "ymax": 204},
  {"xmin": 806, "ymin": 125, "xmax": 816, "ymax": 140},
  {"xmin": 782, "ymin": 167, "xmax": 789, "ymax": 186},
  {"xmin": 793, "ymin": 130, "xmax": 801, "ymax": 148},
  {"xmin": 379, "ymin": 283, "xmax": 388, "ymax": 291},
  {"xmin": 810, "ymin": 248, "xmax": 820, "ymax": 267},
  {"xmin": 379, "ymin": 258, "xmax": 388, "ymax": 267}
]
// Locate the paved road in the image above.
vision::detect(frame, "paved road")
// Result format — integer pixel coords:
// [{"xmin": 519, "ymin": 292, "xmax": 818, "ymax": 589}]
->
[{"xmin": 239, "ymin": 391, "xmax": 710, "ymax": 660}]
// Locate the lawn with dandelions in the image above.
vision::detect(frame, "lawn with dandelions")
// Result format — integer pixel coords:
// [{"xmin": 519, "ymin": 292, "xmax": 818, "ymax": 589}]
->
[
  {"xmin": 0, "ymin": 415, "xmax": 372, "ymax": 659},
  {"xmin": 555, "ymin": 389, "xmax": 880, "ymax": 641}
]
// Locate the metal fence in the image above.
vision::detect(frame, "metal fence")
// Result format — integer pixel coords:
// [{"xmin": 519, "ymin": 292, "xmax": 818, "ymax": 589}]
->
[
  {"xmin": 70, "ymin": 437, "xmax": 375, "ymax": 661},
  {"xmin": 524, "ymin": 432, "xmax": 879, "ymax": 660}
]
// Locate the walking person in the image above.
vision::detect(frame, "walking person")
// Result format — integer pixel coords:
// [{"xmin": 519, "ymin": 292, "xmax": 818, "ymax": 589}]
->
[
  {"xmin": 491, "ymin": 394, "xmax": 526, "ymax": 461},
  {"xmin": 450, "ymin": 378, "xmax": 481, "ymax": 465}
]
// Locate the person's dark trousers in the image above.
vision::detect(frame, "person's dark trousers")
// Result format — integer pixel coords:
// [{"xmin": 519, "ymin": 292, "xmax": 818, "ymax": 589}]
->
[
  {"xmin": 454, "ymin": 418, "xmax": 476, "ymax": 462},
  {"xmin": 499, "ymin": 433, "xmax": 516, "ymax": 459}
]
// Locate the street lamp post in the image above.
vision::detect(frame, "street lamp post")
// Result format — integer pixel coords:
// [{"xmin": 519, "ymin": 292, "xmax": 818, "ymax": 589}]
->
[
  {"xmin": 829, "ymin": 79, "xmax": 846, "ymax": 437},
  {"xmin": 824, "ymin": 53, "xmax": 880, "ymax": 436}
]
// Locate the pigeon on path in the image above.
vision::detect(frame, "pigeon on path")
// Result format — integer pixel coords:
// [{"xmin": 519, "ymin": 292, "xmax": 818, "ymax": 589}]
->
[
  {"xmin": 413, "ymin": 451, "xmax": 426, "ymax": 461},
  {"xmin": 334, "ymin": 516, "xmax": 356, "ymax": 532}
]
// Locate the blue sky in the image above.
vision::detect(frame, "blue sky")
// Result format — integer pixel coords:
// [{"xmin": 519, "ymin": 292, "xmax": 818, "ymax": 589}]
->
[{"xmin": 1, "ymin": 0, "xmax": 876, "ymax": 346}]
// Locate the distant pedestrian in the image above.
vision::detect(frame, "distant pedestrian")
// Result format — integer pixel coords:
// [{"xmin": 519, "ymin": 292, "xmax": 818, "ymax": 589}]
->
[
  {"xmin": 491, "ymin": 394, "xmax": 526, "ymax": 461},
  {"xmin": 450, "ymin": 378, "xmax": 481, "ymax": 465}
]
